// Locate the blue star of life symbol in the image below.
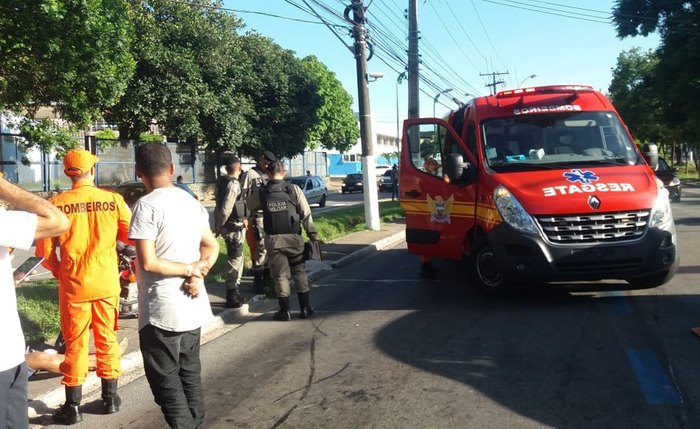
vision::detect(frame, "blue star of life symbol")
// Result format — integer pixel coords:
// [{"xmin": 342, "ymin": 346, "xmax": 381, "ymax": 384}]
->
[{"xmin": 563, "ymin": 169, "xmax": 598, "ymax": 184}]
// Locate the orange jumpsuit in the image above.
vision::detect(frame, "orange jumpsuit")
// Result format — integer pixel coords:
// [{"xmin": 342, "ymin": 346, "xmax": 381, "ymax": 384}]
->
[{"xmin": 35, "ymin": 180, "xmax": 132, "ymax": 386}]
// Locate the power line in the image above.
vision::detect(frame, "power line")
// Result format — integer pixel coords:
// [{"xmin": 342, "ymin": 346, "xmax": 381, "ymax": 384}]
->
[
  {"xmin": 468, "ymin": 0, "xmax": 510, "ymax": 77},
  {"xmin": 425, "ymin": 1, "xmax": 482, "ymax": 72},
  {"xmin": 443, "ymin": 1, "xmax": 486, "ymax": 61},
  {"xmin": 482, "ymin": 0, "xmax": 700, "ymax": 35}
]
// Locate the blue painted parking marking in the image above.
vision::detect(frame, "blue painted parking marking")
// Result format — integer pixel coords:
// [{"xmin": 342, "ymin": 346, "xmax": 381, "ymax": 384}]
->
[
  {"xmin": 626, "ymin": 349, "xmax": 681, "ymax": 405},
  {"xmin": 603, "ymin": 291, "xmax": 633, "ymax": 315}
]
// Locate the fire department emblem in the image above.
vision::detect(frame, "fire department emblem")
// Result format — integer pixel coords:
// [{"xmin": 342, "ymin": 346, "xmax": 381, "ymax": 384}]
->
[{"xmin": 427, "ymin": 194, "xmax": 454, "ymax": 224}]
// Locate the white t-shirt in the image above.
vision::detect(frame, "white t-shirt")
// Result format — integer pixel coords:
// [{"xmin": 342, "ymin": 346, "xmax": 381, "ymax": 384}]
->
[
  {"xmin": 0, "ymin": 210, "xmax": 37, "ymax": 371},
  {"xmin": 129, "ymin": 187, "xmax": 213, "ymax": 332}
]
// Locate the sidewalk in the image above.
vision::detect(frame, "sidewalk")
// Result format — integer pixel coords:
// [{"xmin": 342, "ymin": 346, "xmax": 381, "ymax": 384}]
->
[{"xmin": 24, "ymin": 219, "xmax": 406, "ymax": 418}]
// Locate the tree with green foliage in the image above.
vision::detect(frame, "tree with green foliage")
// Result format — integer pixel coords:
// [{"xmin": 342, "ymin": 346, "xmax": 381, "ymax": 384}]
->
[
  {"xmin": 236, "ymin": 33, "xmax": 321, "ymax": 159},
  {"xmin": 300, "ymin": 56, "xmax": 359, "ymax": 152},
  {"xmin": 107, "ymin": 0, "xmax": 250, "ymax": 147},
  {"xmin": 608, "ymin": 48, "xmax": 672, "ymax": 144},
  {"xmin": 0, "ymin": 0, "xmax": 135, "ymax": 151},
  {"xmin": 613, "ymin": 0, "xmax": 700, "ymax": 141}
]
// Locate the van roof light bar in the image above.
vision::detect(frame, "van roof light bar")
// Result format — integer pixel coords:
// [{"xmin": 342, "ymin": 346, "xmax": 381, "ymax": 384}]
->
[{"xmin": 496, "ymin": 85, "xmax": 594, "ymax": 98}]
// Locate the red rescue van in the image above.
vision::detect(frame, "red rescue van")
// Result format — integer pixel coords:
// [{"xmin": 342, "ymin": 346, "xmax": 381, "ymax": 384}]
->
[{"xmin": 400, "ymin": 85, "xmax": 678, "ymax": 294}]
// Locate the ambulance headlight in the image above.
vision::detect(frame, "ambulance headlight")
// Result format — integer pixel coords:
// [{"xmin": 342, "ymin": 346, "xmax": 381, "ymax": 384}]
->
[
  {"xmin": 494, "ymin": 185, "xmax": 539, "ymax": 235},
  {"xmin": 649, "ymin": 178, "xmax": 672, "ymax": 228}
]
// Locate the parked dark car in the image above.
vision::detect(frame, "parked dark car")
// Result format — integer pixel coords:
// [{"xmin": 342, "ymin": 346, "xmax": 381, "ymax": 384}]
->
[
  {"xmin": 378, "ymin": 169, "xmax": 395, "ymax": 192},
  {"xmin": 288, "ymin": 175, "xmax": 327, "ymax": 207},
  {"xmin": 113, "ymin": 181, "xmax": 148, "ymax": 207},
  {"xmin": 655, "ymin": 157, "xmax": 681, "ymax": 202},
  {"xmin": 341, "ymin": 173, "xmax": 363, "ymax": 194},
  {"xmin": 112, "ymin": 180, "xmax": 197, "ymax": 208}
]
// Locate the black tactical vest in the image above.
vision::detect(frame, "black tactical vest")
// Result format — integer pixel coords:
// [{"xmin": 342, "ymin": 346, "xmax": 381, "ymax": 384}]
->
[
  {"xmin": 215, "ymin": 175, "xmax": 233, "ymax": 211},
  {"xmin": 260, "ymin": 180, "xmax": 300, "ymax": 235},
  {"xmin": 215, "ymin": 175, "xmax": 246, "ymax": 224}
]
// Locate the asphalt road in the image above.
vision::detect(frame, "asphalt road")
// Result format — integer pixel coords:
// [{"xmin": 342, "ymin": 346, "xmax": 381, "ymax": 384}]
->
[{"xmin": 33, "ymin": 188, "xmax": 700, "ymax": 429}]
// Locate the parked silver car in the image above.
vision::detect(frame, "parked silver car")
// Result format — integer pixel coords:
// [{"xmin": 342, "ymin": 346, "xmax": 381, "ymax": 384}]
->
[{"xmin": 288, "ymin": 176, "xmax": 327, "ymax": 207}]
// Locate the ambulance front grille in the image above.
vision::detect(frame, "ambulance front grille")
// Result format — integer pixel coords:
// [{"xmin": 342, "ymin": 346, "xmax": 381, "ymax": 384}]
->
[{"xmin": 536, "ymin": 210, "xmax": 650, "ymax": 244}]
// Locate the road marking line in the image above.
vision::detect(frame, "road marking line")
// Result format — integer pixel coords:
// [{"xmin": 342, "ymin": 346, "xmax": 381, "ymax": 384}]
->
[{"xmin": 626, "ymin": 349, "xmax": 681, "ymax": 405}]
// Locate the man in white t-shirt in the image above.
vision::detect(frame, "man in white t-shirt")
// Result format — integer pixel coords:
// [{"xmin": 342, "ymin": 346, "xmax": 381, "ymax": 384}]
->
[
  {"xmin": 129, "ymin": 143, "xmax": 219, "ymax": 429},
  {"xmin": 0, "ymin": 173, "xmax": 69, "ymax": 428}
]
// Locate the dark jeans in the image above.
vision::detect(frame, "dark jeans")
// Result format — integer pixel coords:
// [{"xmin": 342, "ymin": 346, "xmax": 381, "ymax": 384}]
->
[
  {"xmin": 0, "ymin": 363, "xmax": 28, "ymax": 429},
  {"xmin": 140, "ymin": 325, "xmax": 204, "ymax": 429},
  {"xmin": 391, "ymin": 183, "xmax": 399, "ymax": 200}
]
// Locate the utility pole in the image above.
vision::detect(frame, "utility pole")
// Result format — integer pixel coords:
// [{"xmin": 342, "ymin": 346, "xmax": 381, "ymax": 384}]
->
[
  {"xmin": 407, "ymin": 0, "xmax": 419, "ymax": 119},
  {"xmin": 481, "ymin": 71, "xmax": 509, "ymax": 95},
  {"xmin": 350, "ymin": 0, "xmax": 380, "ymax": 231}
]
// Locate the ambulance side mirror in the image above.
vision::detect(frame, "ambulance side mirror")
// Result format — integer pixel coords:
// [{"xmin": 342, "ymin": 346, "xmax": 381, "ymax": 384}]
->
[
  {"xmin": 642, "ymin": 143, "xmax": 659, "ymax": 170},
  {"xmin": 446, "ymin": 153, "xmax": 470, "ymax": 185}
]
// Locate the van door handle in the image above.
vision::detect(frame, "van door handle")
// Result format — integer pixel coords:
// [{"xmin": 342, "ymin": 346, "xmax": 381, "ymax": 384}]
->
[{"xmin": 404, "ymin": 190, "xmax": 421, "ymax": 198}]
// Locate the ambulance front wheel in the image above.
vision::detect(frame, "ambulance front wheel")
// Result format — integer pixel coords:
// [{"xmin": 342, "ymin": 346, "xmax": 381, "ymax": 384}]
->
[{"xmin": 473, "ymin": 239, "xmax": 514, "ymax": 296}]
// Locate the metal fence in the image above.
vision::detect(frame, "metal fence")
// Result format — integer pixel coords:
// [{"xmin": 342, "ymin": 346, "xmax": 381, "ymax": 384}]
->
[
  {"xmin": 1, "ymin": 132, "xmax": 329, "ymax": 191},
  {"xmin": 0, "ymin": 134, "xmax": 218, "ymax": 191},
  {"xmin": 286, "ymin": 151, "xmax": 328, "ymax": 177}
]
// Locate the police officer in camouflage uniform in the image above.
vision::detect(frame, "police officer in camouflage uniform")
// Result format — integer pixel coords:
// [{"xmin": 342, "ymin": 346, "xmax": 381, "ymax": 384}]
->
[
  {"xmin": 214, "ymin": 156, "xmax": 246, "ymax": 308},
  {"xmin": 247, "ymin": 161, "xmax": 319, "ymax": 321},
  {"xmin": 245, "ymin": 151, "xmax": 276, "ymax": 294}
]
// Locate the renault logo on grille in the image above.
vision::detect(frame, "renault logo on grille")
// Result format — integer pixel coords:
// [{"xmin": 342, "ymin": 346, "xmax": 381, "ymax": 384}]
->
[{"xmin": 588, "ymin": 195, "xmax": 601, "ymax": 210}]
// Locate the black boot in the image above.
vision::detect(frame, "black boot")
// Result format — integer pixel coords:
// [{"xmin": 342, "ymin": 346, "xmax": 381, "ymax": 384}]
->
[
  {"xmin": 298, "ymin": 292, "xmax": 315, "ymax": 319},
  {"xmin": 53, "ymin": 385, "xmax": 83, "ymax": 425},
  {"xmin": 253, "ymin": 271, "xmax": 266, "ymax": 294},
  {"xmin": 420, "ymin": 262, "xmax": 438, "ymax": 279},
  {"xmin": 225, "ymin": 287, "xmax": 244, "ymax": 308},
  {"xmin": 101, "ymin": 378, "xmax": 121, "ymax": 414},
  {"xmin": 274, "ymin": 297, "xmax": 291, "ymax": 321}
]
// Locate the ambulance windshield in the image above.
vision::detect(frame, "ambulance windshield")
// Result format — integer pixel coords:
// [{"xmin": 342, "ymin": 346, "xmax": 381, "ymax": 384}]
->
[{"xmin": 481, "ymin": 112, "xmax": 641, "ymax": 171}]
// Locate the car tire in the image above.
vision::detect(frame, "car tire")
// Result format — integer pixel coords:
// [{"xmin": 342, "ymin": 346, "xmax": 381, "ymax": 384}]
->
[
  {"xmin": 342, "ymin": 189, "xmax": 346, "ymax": 195},
  {"xmin": 319, "ymin": 194, "xmax": 327, "ymax": 207},
  {"xmin": 472, "ymin": 238, "xmax": 514, "ymax": 296}
]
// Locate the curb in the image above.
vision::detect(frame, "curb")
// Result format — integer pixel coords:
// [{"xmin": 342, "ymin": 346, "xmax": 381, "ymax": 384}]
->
[{"xmin": 27, "ymin": 228, "xmax": 405, "ymax": 416}]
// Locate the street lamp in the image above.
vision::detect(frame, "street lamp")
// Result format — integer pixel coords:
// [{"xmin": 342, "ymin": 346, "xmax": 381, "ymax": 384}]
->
[
  {"xmin": 396, "ymin": 71, "xmax": 407, "ymax": 154},
  {"xmin": 433, "ymin": 88, "xmax": 453, "ymax": 117},
  {"xmin": 518, "ymin": 74, "xmax": 536, "ymax": 87}
]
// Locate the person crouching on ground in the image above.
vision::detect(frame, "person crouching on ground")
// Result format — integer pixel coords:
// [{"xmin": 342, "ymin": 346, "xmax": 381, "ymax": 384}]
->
[
  {"xmin": 246, "ymin": 161, "xmax": 319, "ymax": 321},
  {"xmin": 129, "ymin": 142, "xmax": 219, "ymax": 428},
  {"xmin": 35, "ymin": 149, "xmax": 132, "ymax": 425}
]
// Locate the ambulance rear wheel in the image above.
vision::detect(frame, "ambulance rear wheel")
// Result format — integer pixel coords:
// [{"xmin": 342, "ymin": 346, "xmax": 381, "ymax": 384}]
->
[{"xmin": 473, "ymin": 240, "xmax": 513, "ymax": 296}]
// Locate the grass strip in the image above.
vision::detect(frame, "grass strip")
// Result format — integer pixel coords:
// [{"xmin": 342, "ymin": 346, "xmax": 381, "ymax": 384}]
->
[
  {"xmin": 209, "ymin": 200, "xmax": 404, "ymax": 282},
  {"xmin": 16, "ymin": 279, "xmax": 60, "ymax": 345},
  {"xmin": 20, "ymin": 200, "xmax": 406, "ymax": 344}
]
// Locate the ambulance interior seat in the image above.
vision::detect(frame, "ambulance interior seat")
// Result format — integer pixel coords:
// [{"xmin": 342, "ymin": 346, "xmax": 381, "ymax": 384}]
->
[
  {"xmin": 553, "ymin": 131, "xmax": 578, "ymax": 154},
  {"xmin": 505, "ymin": 138, "xmax": 521, "ymax": 156},
  {"xmin": 485, "ymin": 134, "xmax": 512, "ymax": 161}
]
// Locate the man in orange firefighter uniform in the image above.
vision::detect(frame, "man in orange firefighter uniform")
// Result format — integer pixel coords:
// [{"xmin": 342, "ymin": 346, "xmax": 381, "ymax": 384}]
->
[{"xmin": 35, "ymin": 149, "xmax": 132, "ymax": 425}]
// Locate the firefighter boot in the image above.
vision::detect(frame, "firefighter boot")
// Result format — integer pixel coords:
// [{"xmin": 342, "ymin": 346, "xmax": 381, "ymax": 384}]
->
[
  {"xmin": 53, "ymin": 385, "xmax": 83, "ymax": 425},
  {"xmin": 253, "ymin": 270, "xmax": 266, "ymax": 294},
  {"xmin": 225, "ymin": 287, "xmax": 244, "ymax": 308},
  {"xmin": 274, "ymin": 297, "xmax": 291, "ymax": 321},
  {"xmin": 101, "ymin": 378, "xmax": 121, "ymax": 414},
  {"xmin": 298, "ymin": 292, "xmax": 315, "ymax": 319}
]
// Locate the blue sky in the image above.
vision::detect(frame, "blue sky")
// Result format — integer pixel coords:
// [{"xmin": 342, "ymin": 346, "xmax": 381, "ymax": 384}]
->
[{"xmin": 226, "ymin": 0, "xmax": 659, "ymax": 133}]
